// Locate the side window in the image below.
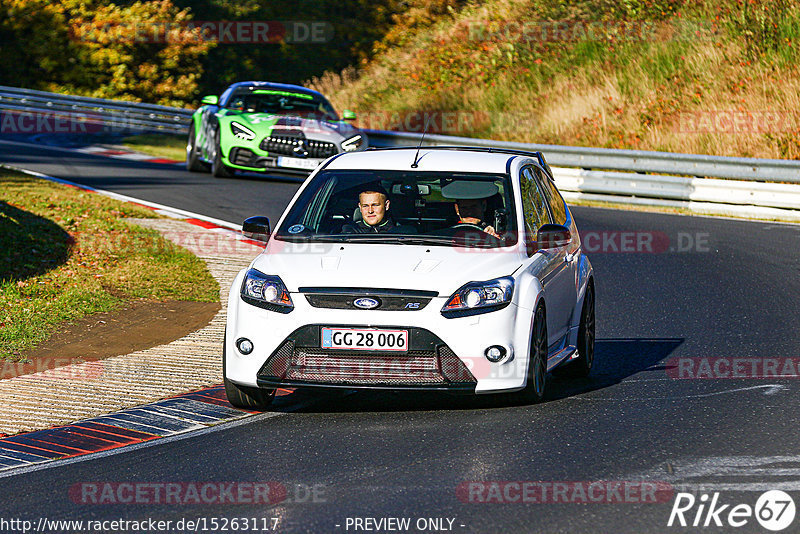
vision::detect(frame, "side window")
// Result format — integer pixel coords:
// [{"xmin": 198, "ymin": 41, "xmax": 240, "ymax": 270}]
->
[
  {"xmin": 534, "ymin": 167, "xmax": 567, "ymax": 226},
  {"xmin": 520, "ymin": 167, "xmax": 552, "ymax": 254}
]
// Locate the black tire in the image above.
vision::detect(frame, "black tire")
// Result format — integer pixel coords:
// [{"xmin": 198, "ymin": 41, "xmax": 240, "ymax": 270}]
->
[
  {"xmin": 211, "ymin": 128, "xmax": 232, "ymax": 178},
  {"xmin": 223, "ymin": 335, "xmax": 275, "ymax": 410},
  {"xmin": 506, "ymin": 304, "xmax": 548, "ymax": 405},
  {"xmin": 186, "ymin": 126, "xmax": 207, "ymax": 172},
  {"xmin": 554, "ymin": 282, "xmax": 595, "ymax": 378}
]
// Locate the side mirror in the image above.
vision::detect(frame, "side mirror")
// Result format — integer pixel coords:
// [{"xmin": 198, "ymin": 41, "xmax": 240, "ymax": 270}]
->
[
  {"xmin": 243, "ymin": 216, "xmax": 270, "ymax": 242},
  {"xmin": 536, "ymin": 224, "xmax": 571, "ymax": 249},
  {"xmin": 342, "ymin": 110, "xmax": 356, "ymax": 121},
  {"xmin": 201, "ymin": 95, "xmax": 219, "ymax": 106}
]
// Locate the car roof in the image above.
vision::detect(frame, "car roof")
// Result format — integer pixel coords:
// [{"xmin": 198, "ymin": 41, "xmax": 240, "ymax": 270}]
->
[
  {"xmin": 325, "ymin": 148, "xmax": 529, "ymax": 175},
  {"xmin": 225, "ymin": 81, "xmax": 323, "ymax": 99}
]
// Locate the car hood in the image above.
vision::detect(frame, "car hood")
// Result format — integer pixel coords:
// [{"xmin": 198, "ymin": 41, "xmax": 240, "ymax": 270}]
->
[
  {"xmin": 250, "ymin": 241, "xmax": 521, "ymax": 296},
  {"xmin": 222, "ymin": 111, "xmax": 362, "ymax": 142}
]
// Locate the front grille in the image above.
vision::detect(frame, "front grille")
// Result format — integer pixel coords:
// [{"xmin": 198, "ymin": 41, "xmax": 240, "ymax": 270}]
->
[
  {"xmin": 304, "ymin": 294, "xmax": 432, "ymax": 311},
  {"xmin": 300, "ymin": 287, "xmax": 436, "ymax": 311},
  {"xmin": 287, "ymin": 349, "xmax": 444, "ymax": 385},
  {"xmin": 230, "ymin": 147, "xmax": 255, "ymax": 166},
  {"xmin": 259, "ymin": 132, "xmax": 337, "ymax": 158},
  {"xmin": 257, "ymin": 326, "xmax": 476, "ymax": 388}
]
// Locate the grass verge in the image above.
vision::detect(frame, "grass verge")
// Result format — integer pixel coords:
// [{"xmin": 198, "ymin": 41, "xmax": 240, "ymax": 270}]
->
[
  {"xmin": 122, "ymin": 133, "xmax": 186, "ymax": 161},
  {"xmin": 0, "ymin": 170, "xmax": 219, "ymax": 362}
]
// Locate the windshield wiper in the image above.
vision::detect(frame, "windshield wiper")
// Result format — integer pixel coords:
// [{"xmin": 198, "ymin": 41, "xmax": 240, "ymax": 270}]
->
[
  {"xmin": 276, "ymin": 234, "xmax": 505, "ymax": 248},
  {"xmin": 333, "ymin": 235, "xmax": 457, "ymax": 246}
]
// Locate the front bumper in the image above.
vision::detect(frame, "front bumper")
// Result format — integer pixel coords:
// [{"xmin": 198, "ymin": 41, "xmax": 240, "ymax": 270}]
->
[
  {"xmin": 225, "ymin": 147, "xmax": 324, "ymax": 173},
  {"xmin": 255, "ymin": 325, "xmax": 477, "ymax": 393},
  {"xmin": 225, "ymin": 270, "xmax": 537, "ymax": 394}
]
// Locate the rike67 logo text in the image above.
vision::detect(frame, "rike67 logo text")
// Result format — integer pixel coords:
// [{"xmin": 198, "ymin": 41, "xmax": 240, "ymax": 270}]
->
[{"xmin": 668, "ymin": 490, "xmax": 796, "ymax": 531}]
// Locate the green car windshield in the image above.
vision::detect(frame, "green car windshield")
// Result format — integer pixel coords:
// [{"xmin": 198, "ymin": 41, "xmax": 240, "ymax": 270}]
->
[
  {"xmin": 226, "ymin": 90, "xmax": 338, "ymax": 121},
  {"xmin": 273, "ymin": 170, "xmax": 519, "ymax": 249}
]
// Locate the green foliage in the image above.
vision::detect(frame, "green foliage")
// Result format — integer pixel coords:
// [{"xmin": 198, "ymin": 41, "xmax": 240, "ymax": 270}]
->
[
  {"xmin": 170, "ymin": 0, "xmax": 414, "ymax": 101},
  {"xmin": 0, "ymin": 0, "xmax": 213, "ymax": 106},
  {"xmin": 727, "ymin": 0, "xmax": 800, "ymax": 63},
  {"xmin": 0, "ymin": 0, "xmax": 431, "ymax": 106}
]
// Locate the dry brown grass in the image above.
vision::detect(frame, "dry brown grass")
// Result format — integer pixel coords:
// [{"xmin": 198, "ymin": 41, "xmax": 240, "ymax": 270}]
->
[{"xmin": 309, "ymin": 0, "xmax": 800, "ymax": 159}]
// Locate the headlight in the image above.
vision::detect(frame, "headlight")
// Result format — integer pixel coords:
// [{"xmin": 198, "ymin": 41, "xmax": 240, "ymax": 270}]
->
[
  {"xmin": 441, "ymin": 276, "xmax": 514, "ymax": 317},
  {"xmin": 240, "ymin": 269, "xmax": 293, "ymax": 313},
  {"xmin": 341, "ymin": 134, "xmax": 363, "ymax": 152},
  {"xmin": 230, "ymin": 121, "xmax": 256, "ymax": 141}
]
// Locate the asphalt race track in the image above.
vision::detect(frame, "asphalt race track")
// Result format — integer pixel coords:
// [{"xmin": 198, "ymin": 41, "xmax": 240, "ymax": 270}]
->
[{"xmin": 1, "ymin": 138, "xmax": 800, "ymax": 533}]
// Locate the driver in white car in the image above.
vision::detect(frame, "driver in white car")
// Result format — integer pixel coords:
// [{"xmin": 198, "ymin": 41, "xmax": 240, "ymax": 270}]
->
[
  {"xmin": 442, "ymin": 181, "xmax": 502, "ymax": 239},
  {"xmin": 341, "ymin": 184, "xmax": 398, "ymax": 233}
]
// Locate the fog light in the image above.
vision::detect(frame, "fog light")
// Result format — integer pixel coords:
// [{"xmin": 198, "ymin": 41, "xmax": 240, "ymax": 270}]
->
[
  {"xmin": 236, "ymin": 338, "xmax": 254, "ymax": 355},
  {"xmin": 485, "ymin": 345, "xmax": 506, "ymax": 362}
]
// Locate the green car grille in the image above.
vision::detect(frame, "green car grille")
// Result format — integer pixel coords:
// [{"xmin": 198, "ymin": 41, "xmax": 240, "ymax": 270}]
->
[{"xmin": 259, "ymin": 133, "xmax": 338, "ymax": 159}]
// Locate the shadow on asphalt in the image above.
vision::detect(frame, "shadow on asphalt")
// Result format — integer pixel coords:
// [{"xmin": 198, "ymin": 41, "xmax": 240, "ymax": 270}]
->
[{"xmin": 271, "ymin": 337, "xmax": 684, "ymax": 414}]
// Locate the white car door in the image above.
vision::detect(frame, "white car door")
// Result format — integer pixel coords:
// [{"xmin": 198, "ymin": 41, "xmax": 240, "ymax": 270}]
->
[{"xmin": 519, "ymin": 166, "xmax": 577, "ymax": 349}]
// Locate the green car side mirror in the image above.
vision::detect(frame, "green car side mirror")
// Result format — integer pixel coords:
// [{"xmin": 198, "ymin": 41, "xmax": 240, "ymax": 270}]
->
[
  {"xmin": 201, "ymin": 95, "xmax": 219, "ymax": 105},
  {"xmin": 342, "ymin": 110, "xmax": 356, "ymax": 121}
]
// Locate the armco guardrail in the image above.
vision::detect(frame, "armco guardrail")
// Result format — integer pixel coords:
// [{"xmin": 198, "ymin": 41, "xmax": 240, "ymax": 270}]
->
[
  {"xmin": 0, "ymin": 86, "xmax": 798, "ymax": 219},
  {"xmin": 365, "ymin": 129, "xmax": 800, "ymax": 184},
  {"xmin": 0, "ymin": 85, "xmax": 193, "ymax": 134},
  {"xmin": 365, "ymin": 129, "xmax": 800, "ymax": 220}
]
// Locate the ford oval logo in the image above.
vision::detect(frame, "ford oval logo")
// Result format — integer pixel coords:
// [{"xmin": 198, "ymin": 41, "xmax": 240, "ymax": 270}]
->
[{"xmin": 353, "ymin": 297, "xmax": 380, "ymax": 310}]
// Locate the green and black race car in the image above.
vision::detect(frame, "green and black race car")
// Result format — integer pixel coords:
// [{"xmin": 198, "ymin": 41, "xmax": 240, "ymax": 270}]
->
[{"xmin": 186, "ymin": 81, "xmax": 367, "ymax": 177}]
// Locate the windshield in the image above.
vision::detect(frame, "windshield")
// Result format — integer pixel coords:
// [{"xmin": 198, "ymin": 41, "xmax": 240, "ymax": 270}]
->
[
  {"xmin": 274, "ymin": 170, "xmax": 518, "ymax": 248},
  {"xmin": 225, "ymin": 90, "xmax": 339, "ymax": 121}
]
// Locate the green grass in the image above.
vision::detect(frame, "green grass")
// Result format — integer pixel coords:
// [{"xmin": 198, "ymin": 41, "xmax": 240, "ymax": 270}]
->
[
  {"xmin": 122, "ymin": 133, "xmax": 186, "ymax": 161},
  {"xmin": 0, "ymin": 170, "xmax": 219, "ymax": 361}
]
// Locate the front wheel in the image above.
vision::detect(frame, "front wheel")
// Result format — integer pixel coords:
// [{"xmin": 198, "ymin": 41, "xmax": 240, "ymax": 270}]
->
[
  {"xmin": 223, "ymin": 335, "xmax": 275, "ymax": 410},
  {"xmin": 211, "ymin": 129, "xmax": 233, "ymax": 178},
  {"xmin": 554, "ymin": 283, "xmax": 595, "ymax": 378},
  {"xmin": 505, "ymin": 304, "xmax": 547, "ymax": 405},
  {"xmin": 186, "ymin": 126, "xmax": 207, "ymax": 172}
]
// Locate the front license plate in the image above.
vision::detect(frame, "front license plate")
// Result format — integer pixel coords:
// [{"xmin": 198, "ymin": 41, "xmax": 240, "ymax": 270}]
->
[
  {"xmin": 277, "ymin": 156, "xmax": 322, "ymax": 170},
  {"xmin": 321, "ymin": 328, "xmax": 408, "ymax": 352}
]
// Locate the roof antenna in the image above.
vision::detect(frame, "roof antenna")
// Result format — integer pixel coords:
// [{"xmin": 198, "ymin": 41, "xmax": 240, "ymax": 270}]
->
[{"xmin": 410, "ymin": 115, "xmax": 431, "ymax": 168}]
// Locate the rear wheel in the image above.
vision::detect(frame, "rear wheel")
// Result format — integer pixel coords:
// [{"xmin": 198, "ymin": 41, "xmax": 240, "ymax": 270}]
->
[
  {"xmin": 211, "ymin": 128, "xmax": 232, "ymax": 178},
  {"xmin": 186, "ymin": 126, "xmax": 207, "ymax": 172},
  {"xmin": 554, "ymin": 283, "xmax": 595, "ymax": 378},
  {"xmin": 223, "ymin": 335, "xmax": 275, "ymax": 410}
]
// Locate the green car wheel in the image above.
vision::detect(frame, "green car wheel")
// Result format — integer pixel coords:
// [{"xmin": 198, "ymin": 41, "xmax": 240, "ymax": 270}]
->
[
  {"xmin": 211, "ymin": 128, "xmax": 233, "ymax": 178},
  {"xmin": 186, "ymin": 126, "xmax": 207, "ymax": 172}
]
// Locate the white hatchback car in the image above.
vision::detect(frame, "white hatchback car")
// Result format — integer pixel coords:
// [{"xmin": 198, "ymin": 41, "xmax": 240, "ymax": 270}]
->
[{"xmin": 224, "ymin": 147, "xmax": 595, "ymax": 409}]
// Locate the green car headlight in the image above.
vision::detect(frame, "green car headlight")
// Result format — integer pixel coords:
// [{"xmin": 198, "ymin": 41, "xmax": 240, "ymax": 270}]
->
[{"xmin": 231, "ymin": 121, "xmax": 256, "ymax": 141}]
